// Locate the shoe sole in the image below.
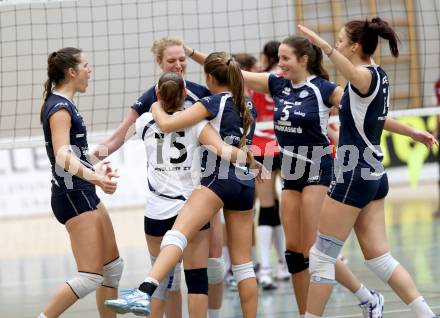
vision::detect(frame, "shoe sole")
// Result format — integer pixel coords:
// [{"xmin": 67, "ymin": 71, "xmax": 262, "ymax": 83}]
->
[{"xmin": 104, "ymin": 302, "xmax": 131, "ymax": 315}]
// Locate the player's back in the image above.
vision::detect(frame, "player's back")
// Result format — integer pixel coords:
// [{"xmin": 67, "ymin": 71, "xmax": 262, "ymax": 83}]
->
[{"xmin": 135, "ymin": 112, "xmax": 207, "ymax": 219}]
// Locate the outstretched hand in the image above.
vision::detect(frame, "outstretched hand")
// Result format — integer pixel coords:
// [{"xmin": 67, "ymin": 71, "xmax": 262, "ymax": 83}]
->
[{"xmin": 411, "ymin": 129, "xmax": 438, "ymax": 149}]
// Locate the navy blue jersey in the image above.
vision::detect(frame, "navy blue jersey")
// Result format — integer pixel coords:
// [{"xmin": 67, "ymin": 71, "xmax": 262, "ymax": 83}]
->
[
  {"xmin": 199, "ymin": 92, "xmax": 257, "ymax": 187},
  {"xmin": 42, "ymin": 92, "xmax": 95, "ymax": 194},
  {"xmin": 338, "ymin": 65, "xmax": 389, "ymax": 166},
  {"xmin": 269, "ymin": 74, "xmax": 336, "ymax": 161},
  {"xmin": 132, "ymin": 80, "xmax": 211, "ymax": 115}
]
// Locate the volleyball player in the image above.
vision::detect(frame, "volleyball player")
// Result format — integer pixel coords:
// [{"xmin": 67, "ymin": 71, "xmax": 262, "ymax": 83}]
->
[
  {"xmin": 38, "ymin": 48, "xmax": 122, "ymax": 318},
  {"xmin": 106, "ymin": 52, "xmax": 261, "ymax": 317},
  {"xmin": 94, "ymin": 37, "xmax": 225, "ymax": 318},
  {"xmin": 298, "ymin": 18, "xmax": 438, "ymax": 318}
]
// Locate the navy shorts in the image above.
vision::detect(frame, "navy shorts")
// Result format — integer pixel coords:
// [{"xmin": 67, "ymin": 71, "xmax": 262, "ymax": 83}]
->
[
  {"xmin": 51, "ymin": 189, "xmax": 100, "ymax": 224},
  {"xmin": 201, "ymin": 175, "xmax": 254, "ymax": 211},
  {"xmin": 281, "ymin": 154, "xmax": 333, "ymax": 192},
  {"xmin": 144, "ymin": 215, "xmax": 210, "ymax": 237},
  {"xmin": 328, "ymin": 165, "xmax": 389, "ymax": 209},
  {"xmin": 254, "ymin": 154, "xmax": 281, "ymax": 173}
]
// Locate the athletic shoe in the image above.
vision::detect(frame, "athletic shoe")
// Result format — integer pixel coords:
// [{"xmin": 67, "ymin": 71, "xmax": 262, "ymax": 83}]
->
[
  {"xmin": 259, "ymin": 267, "xmax": 277, "ymax": 290},
  {"xmin": 105, "ymin": 288, "xmax": 151, "ymax": 316},
  {"xmin": 224, "ymin": 270, "xmax": 238, "ymax": 291},
  {"xmin": 275, "ymin": 261, "xmax": 290, "ymax": 281},
  {"xmin": 358, "ymin": 290, "xmax": 384, "ymax": 318}
]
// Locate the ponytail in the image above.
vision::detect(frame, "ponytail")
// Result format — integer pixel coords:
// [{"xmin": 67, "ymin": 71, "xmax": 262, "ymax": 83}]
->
[
  {"xmin": 226, "ymin": 59, "xmax": 253, "ymax": 148},
  {"xmin": 345, "ymin": 17, "xmax": 400, "ymax": 58},
  {"xmin": 310, "ymin": 44, "xmax": 329, "ymax": 80},
  {"xmin": 157, "ymin": 72, "xmax": 185, "ymax": 113},
  {"xmin": 204, "ymin": 52, "xmax": 254, "ymax": 149},
  {"xmin": 40, "ymin": 47, "xmax": 82, "ymax": 123}
]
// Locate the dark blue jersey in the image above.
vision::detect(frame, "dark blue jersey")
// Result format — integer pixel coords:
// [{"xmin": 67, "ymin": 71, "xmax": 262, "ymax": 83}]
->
[
  {"xmin": 338, "ymin": 65, "xmax": 389, "ymax": 166},
  {"xmin": 132, "ymin": 80, "xmax": 211, "ymax": 115},
  {"xmin": 199, "ymin": 92, "xmax": 257, "ymax": 187},
  {"xmin": 42, "ymin": 92, "xmax": 95, "ymax": 194},
  {"xmin": 269, "ymin": 74, "xmax": 336, "ymax": 162}
]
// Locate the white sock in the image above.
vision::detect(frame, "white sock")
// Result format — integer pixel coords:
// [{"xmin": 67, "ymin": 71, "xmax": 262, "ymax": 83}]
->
[
  {"xmin": 258, "ymin": 226, "xmax": 273, "ymax": 268},
  {"xmin": 354, "ymin": 284, "xmax": 374, "ymax": 303},
  {"xmin": 272, "ymin": 225, "xmax": 285, "ymax": 262},
  {"xmin": 38, "ymin": 314, "xmax": 48, "ymax": 318},
  {"xmin": 144, "ymin": 276, "xmax": 159, "ymax": 286},
  {"xmin": 305, "ymin": 313, "xmax": 321, "ymax": 318},
  {"xmin": 223, "ymin": 246, "xmax": 231, "ymax": 276},
  {"xmin": 208, "ymin": 308, "xmax": 221, "ymax": 318},
  {"xmin": 300, "ymin": 315, "xmax": 305, "ymax": 318},
  {"xmin": 408, "ymin": 296, "xmax": 436, "ymax": 318}
]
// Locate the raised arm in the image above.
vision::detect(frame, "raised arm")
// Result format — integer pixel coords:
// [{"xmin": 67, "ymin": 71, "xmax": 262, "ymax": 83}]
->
[
  {"xmin": 185, "ymin": 45, "xmax": 270, "ymax": 94},
  {"xmin": 298, "ymin": 24, "xmax": 372, "ymax": 95},
  {"xmin": 50, "ymin": 109, "xmax": 118, "ymax": 194},
  {"xmin": 92, "ymin": 108, "xmax": 138, "ymax": 161},
  {"xmin": 384, "ymin": 117, "xmax": 438, "ymax": 149},
  {"xmin": 151, "ymin": 101, "xmax": 211, "ymax": 133}
]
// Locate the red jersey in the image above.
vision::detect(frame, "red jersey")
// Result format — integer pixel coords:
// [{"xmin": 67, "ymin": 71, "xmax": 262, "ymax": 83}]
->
[{"xmin": 249, "ymin": 87, "xmax": 279, "ymax": 157}]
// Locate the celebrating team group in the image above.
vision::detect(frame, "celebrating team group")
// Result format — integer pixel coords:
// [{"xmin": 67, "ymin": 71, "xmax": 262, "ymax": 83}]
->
[{"xmin": 38, "ymin": 17, "xmax": 438, "ymax": 318}]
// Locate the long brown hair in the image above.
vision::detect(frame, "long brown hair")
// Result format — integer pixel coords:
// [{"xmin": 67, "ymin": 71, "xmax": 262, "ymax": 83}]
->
[
  {"xmin": 40, "ymin": 47, "xmax": 82, "ymax": 123},
  {"xmin": 157, "ymin": 72, "xmax": 185, "ymax": 112},
  {"xmin": 282, "ymin": 35, "xmax": 329, "ymax": 80},
  {"xmin": 345, "ymin": 17, "xmax": 400, "ymax": 58},
  {"xmin": 204, "ymin": 52, "xmax": 253, "ymax": 148}
]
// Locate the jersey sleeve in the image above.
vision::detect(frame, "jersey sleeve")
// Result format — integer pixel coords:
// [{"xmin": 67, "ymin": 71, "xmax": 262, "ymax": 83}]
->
[
  {"xmin": 320, "ymin": 80, "xmax": 338, "ymax": 108},
  {"xmin": 194, "ymin": 119, "xmax": 209, "ymax": 139},
  {"xmin": 131, "ymin": 86, "xmax": 157, "ymax": 115},
  {"xmin": 135, "ymin": 113, "xmax": 154, "ymax": 140},
  {"xmin": 199, "ymin": 96, "xmax": 219, "ymax": 120},
  {"xmin": 268, "ymin": 73, "xmax": 285, "ymax": 98},
  {"xmin": 46, "ymin": 101, "xmax": 73, "ymax": 120}
]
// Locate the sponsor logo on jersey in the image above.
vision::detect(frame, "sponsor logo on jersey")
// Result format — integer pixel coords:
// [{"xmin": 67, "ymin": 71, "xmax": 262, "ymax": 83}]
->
[
  {"xmin": 299, "ymin": 90, "xmax": 309, "ymax": 98},
  {"xmin": 282, "ymin": 87, "xmax": 291, "ymax": 95}
]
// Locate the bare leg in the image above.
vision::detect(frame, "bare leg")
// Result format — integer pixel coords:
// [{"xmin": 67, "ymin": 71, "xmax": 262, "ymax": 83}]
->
[{"xmin": 225, "ymin": 209, "xmax": 258, "ymax": 318}]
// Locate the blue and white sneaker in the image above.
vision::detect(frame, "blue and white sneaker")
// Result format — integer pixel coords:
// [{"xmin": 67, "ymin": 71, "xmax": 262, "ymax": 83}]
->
[
  {"xmin": 359, "ymin": 290, "xmax": 384, "ymax": 318},
  {"xmin": 105, "ymin": 288, "xmax": 151, "ymax": 316}
]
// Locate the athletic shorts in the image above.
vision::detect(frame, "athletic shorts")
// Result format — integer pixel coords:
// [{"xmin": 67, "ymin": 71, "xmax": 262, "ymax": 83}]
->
[
  {"xmin": 51, "ymin": 189, "xmax": 100, "ymax": 224},
  {"xmin": 328, "ymin": 165, "xmax": 389, "ymax": 209},
  {"xmin": 201, "ymin": 175, "xmax": 254, "ymax": 211},
  {"xmin": 281, "ymin": 154, "xmax": 333, "ymax": 192},
  {"xmin": 144, "ymin": 215, "xmax": 210, "ymax": 237}
]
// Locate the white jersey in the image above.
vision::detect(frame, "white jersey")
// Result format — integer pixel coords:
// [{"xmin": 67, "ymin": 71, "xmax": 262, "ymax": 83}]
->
[{"xmin": 135, "ymin": 112, "xmax": 208, "ymax": 220}]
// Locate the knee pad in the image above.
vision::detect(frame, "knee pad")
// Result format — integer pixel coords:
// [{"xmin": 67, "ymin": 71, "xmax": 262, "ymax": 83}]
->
[
  {"xmin": 231, "ymin": 261, "xmax": 256, "ymax": 284},
  {"xmin": 161, "ymin": 229, "xmax": 188, "ymax": 252},
  {"xmin": 285, "ymin": 250, "xmax": 308, "ymax": 274},
  {"xmin": 102, "ymin": 257, "xmax": 124, "ymax": 289},
  {"xmin": 258, "ymin": 206, "xmax": 281, "ymax": 227},
  {"xmin": 184, "ymin": 268, "xmax": 208, "ymax": 295},
  {"xmin": 365, "ymin": 252, "xmax": 399, "ymax": 283},
  {"xmin": 207, "ymin": 257, "xmax": 225, "ymax": 284},
  {"xmin": 169, "ymin": 262, "xmax": 182, "ymax": 291},
  {"xmin": 67, "ymin": 271, "xmax": 103, "ymax": 298},
  {"xmin": 309, "ymin": 233, "xmax": 343, "ymax": 285}
]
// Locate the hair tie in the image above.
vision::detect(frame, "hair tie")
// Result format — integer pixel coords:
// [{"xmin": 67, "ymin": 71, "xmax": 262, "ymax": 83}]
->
[{"xmin": 226, "ymin": 58, "xmax": 233, "ymax": 66}]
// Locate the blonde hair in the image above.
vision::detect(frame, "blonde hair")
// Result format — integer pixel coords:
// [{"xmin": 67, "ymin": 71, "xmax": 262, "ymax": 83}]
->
[{"xmin": 150, "ymin": 37, "xmax": 184, "ymax": 62}]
